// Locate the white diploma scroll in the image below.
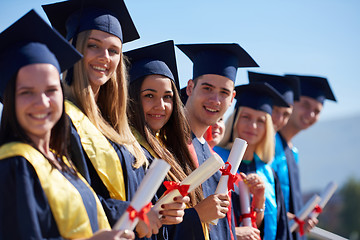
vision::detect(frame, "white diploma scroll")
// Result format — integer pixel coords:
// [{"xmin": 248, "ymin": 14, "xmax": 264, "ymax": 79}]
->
[
  {"xmin": 153, "ymin": 153, "xmax": 225, "ymax": 216},
  {"xmin": 309, "ymin": 227, "xmax": 348, "ymax": 240},
  {"xmin": 113, "ymin": 159, "xmax": 171, "ymax": 231},
  {"xmin": 211, "ymin": 138, "xmax": 247, "ymax": 225},
  {"xmin": 309, "ymin": 181, "xmax": 337, "ymax": 219},
  {"xmin": 289, "ymin": 194, "xmax": 321, "ymax": 233},
  {"xmin": 238, "ymin": 178, "xmax": 252, "ymax": 226}
]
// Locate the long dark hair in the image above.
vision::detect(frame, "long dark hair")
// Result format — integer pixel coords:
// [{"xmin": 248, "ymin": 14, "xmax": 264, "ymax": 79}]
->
[
  {"xmin": 128, "ymin": 75, "xmax": 204, "ymax": 206},
  {"xmin": 0, "ymin": 73, "xmax": 77, "ymax": 175}
]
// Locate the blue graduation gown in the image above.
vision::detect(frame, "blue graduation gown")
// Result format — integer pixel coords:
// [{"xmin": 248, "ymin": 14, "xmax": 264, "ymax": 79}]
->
[
  {"xmin": 192, "ymin": 135, "xmax": 237, "ymax": 240},
  {"xmin": 69, "ymin": 121, "xmax": 162, "ymax": 240},
  {"xmin": 271, "ymin": 132, "xmax": 304, "ymax": 240},
  {"xmin": 0, "ymin": 156, "xmax": 101, "ymax": 240},
  {"xmin": 234, "ymin": 155, "xmax": 291, "ymax": 240},
  {"xmin": 141, "ymin": 147, "xmax": 205, "ymax": 240}
]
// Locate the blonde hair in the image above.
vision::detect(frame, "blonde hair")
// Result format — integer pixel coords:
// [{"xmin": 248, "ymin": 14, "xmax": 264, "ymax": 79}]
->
[
  {"xmin": 64, "ymin": 30, "xmax": 147, "ymax": 168},
  {"xmin": 219, "ymin": 107, "xmax": 275, "ymax": 163}
]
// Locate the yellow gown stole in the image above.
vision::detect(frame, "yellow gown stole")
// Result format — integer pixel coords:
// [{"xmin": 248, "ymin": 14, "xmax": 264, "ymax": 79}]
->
[
  {"xmin": 0, "ymin": 142, "xmax": 110, "ymax": 239},
  {"xmin": 132, "ymin": 129, "xmax": 210, "ymax": 240},
  {"xmin": 65, "ymin": 100, "xmax": 126, "ymax": 201}
]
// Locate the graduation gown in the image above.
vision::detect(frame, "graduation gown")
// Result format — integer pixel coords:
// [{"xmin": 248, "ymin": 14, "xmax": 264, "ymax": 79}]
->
[
  {"xmin": 192, "ymin": 135, "xmax": 237, "ymax": 240},
  {"xmin": 234, "ymin": 154, "xmax": 291, "ymax": 240},
  {"xmin": 132, "ymin": 129, "xmax": 205, "ymax": 240},
  {"xmin": 65, "ymin": 101, "xmax": 156, "ymax": 240},
  {"xmin": 271, "ymin": 132, "xmax": 304, "ymax": 240},
  {"xmin": 0, "ymin": 142, "xmax": 110, "ymax": 240}
]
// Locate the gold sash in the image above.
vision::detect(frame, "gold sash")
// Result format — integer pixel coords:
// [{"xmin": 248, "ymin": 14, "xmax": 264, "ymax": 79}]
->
[
  {"xmin": 0, "ymin": 142, "xmax": 110, "ymax": 239},
  {"xmin": 65, "ymin": 100, "xmax": 126, "ymax": 201}
]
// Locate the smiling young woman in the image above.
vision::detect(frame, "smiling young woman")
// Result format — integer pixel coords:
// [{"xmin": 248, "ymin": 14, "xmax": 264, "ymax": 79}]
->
[{"xmin": 0, "ymin": 9, "xmax": 133, "ymax": 240}]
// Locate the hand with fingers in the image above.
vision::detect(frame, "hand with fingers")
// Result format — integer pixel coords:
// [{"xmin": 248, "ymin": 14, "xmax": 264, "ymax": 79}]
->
[
  {"xmin": 235, "ymin": 226, "xmax": 261, "ymax": 240},
  {"xmin": 194, "ymin": 193, "xmax": 230, "ymax": 223},
  {"xmin": 135, "ymin": 209, "xmax": 162, "ymax": 238},
  {"xmin": 159, "ymin": 196, "xmax": 190, "ymax": 225}
]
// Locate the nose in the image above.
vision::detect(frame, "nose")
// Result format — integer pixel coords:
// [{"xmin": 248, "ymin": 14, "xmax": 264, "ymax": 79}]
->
[
  {"xmin": 98, "ymin": 49, "xmax": 110, "ymax": 63},
  {"xmin": 154, "ymin": 98, "xmax": 165, "ymax": 110},
  {"xmin": 208, "ymin": 92, "xmax": 221, "ymax": 105},
  {"xmin": 36, "ymin": 93, "xmax": 50, "ymax": 108}
]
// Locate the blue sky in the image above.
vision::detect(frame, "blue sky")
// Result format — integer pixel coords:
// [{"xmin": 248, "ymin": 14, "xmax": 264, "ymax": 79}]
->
[{"xmin": 1, "ymin": 0, "xmax": 360, "ymax": 123}]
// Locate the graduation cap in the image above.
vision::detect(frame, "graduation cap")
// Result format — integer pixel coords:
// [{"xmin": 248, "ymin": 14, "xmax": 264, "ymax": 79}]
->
[
  {"xmin": 125, "ymin": 40, "xmax": 180, "ymax": 91},
  {"xmin": 234, "ymin": 82, "xmax": 290, "ymax": 115},
  {"xmin": 248, "ymin": 71, "xmax": 300, "ymax": 105},
  {"xmin": 180, "ymin": 87, "xmax": 188, "ymax": 105},
  {"xmin": 176, "ymin": 43, "xmax": 259, "ymax": 83},
  {"xmin": 285, "ymin": 74, "xmax": 336, "ymax": 104},
  {"xmin": 0, "ymin": 9, "xmax": 82, "ymax": 100},
  {"xmin": 42, "ymin": 0, "xmax": 139, "ymax": 43}
]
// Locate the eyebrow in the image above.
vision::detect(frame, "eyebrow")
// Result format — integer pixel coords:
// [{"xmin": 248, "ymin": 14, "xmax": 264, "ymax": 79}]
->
[
  {"xmin": 88, "ymin": 37, "xmax": 121, "ymax": 50},
  {"xmin": 200, "ymin": 82, "xmax": 231, "ymax": 94},
  {"xmin": 141, "ymin": 88, "xmax": 173, "ymax": 94}
]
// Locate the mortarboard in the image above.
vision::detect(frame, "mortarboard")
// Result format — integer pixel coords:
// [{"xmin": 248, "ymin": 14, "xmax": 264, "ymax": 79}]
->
[
  {"xmin": 42, "ymin": 0, "xmax": 139, "ymax": 43},
  {"xmin": 180, "ymin": 87, "xmax": 188, "ymax": 105},
  {"xmin": 125, "ymin": 40, "xmax": 180, "ymax": 91},
  {"xmin": 234, "ymin": 82, "xmax": 289, "ymax": 115},
  {"xmin": 0, "ymin": 9, "xmax": 82, "ymax": 100},
  {"xmin": 248, "ymin": 71, "xmax": 300, "ymax": 105},
  {"xmin": 176, "ymin": 43, "xmax": 258, "ymax": 83},
  {"xmin": 285, "ymin": 74, "xmax": 336, "ymax": 104}
]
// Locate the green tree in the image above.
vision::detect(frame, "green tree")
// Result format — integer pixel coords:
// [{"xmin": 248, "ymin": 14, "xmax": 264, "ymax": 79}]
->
[{"xmin": 338, "ymin": 177, "xmax": 360, "ymax": 238}]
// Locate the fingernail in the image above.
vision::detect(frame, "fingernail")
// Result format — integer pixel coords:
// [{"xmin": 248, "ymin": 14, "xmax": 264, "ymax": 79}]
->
[
  {"xmin": 161, "ymin": 205, "xmax": 165, "ymax": 209},
  {"xmin": 159, "ymin": 211, "xmax": 163, "ymax": 215}
]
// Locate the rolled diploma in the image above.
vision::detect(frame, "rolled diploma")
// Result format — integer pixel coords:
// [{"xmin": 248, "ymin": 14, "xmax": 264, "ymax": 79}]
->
[
  {"xmin": 309, "ymin": 181, "xmax": 337, "ymax": 219},
  {"xmin": 153, "ymin": 153, "xmax": 224, "ymax": 216},
  {"xmin": 211, "ymin": 138, "xmax": 247, "ymax": 224},
  {"xmin": 238, "ymin": 179, "xmax": 252, "ymax": 226},
  {"xmin": 289, "ymin": 194, "xmax": 321, "ymax": 232},
  {"xmin": 113, "ymin": 159, "xmax": 171, "ymax": 230},
  {"xmin": 309, "ymin": 227, "xmax": 347, "ymax": 240}
]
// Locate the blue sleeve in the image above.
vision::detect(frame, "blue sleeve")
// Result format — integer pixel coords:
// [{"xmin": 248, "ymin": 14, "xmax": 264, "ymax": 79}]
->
[
  {"xmin": 0, "ymin": 157, "xmax": 63, "ymax": 240},
  {"xmin": 163, "ymin": 208, "xmax": 205, "ymax": 240}
]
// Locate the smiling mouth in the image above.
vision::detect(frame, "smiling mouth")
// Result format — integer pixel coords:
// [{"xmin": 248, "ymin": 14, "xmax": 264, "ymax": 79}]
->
[
  {"xmin": 91, "ymin": 65, "xmax": 107, "ymax": 72},
  {"xmin": 204, "ymin": 106, "xmax": 219, "ymax": 113},
  {"xmin": 31, "ymin": 113, "xmax": 49, "ymax": 120},
  {"xmin": 148, "ymin": 114, "xmax": 164, "ymax": 118}
]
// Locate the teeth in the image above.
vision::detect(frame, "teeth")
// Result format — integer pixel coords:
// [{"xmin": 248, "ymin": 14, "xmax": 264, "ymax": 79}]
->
[
  {"xmin": 205, "ymin": 107, "xmax": 218, "ymax": 112},
  {"xmin": 33, "ymin": 113, "xmax": 48, "ymax": 119},
  {"xmin": 151, "ymin": 114, "xmax": 162, "ymax": 118},
  {"xmin": 93, "ymin": 66, "xmax": 106, "ymax": 71}
]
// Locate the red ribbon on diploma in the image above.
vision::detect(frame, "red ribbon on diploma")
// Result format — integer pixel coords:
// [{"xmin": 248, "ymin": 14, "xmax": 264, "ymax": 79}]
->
[
  {"xmin": 294, "ymin": 216, "xmax": 305, "ymax": 236},
  {"xmin": 313, "ymin": 204, "xmax": 323, "ymax": 214},
  {"xmin": 127, "ymin": 202, "xmax": 153, "ymax": 227},
  {"xmin": 239, "ymin": 211, "xmax": 258, "ymax": 228},
  {"xmin": 219, "ymin": 162, "xmax": 239, "ymax": 191},
  {"xmin": 163, "ymin": 181, "xmax": 190, "ymax": 197}
]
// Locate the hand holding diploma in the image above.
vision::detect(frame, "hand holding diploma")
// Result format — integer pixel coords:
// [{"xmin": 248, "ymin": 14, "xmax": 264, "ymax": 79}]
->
[
  {"xmin": 113, "ymin": 159, "xmax": 171, "ymax": 232},
  {"xmin": 153, "ymin": 153, "xmax": 225, "ymax": 217},
  {"xmin": 289, "ymin": 194, "xmax": 321, "ymax": 235},
  {"xmin": 309, "ymin": 181, "xmax": 337, "ymax": 219},
  {"xmin": 211, "ymin": 138, "xmax": 247, "ymax": 225}
]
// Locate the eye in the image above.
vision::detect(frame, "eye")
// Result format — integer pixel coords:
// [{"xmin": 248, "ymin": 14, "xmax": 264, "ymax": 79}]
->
[
  {"xmin": 163, "ymin": 94, "xmax": 173, "ymax": 100},
  {"xmin": 18, "ymin": 90, "xmax": 32, "ymax": 96},
  {"xmin": 87, "ymin": 43, "xmax": 98, "ymax": 49},
  {"xmin": 109, "ymin": 48, "xmax": 119, "ymax": 54},
  {"xmin": 144, "ymin": 94, "xmax": 154, "ymax": 98}
]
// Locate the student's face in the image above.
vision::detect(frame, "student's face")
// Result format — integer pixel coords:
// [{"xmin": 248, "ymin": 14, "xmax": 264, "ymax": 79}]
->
[
  {"xmin": 209, "ymin": 118, "xmax": 225, "ymax": 146},
  {"xmin": 83, "ymin": 30, "xmax": 122, "ymax": 95},
  {"xmin": 236, "ymin": 107, "xmax": 267, "ymax": 145},
  {"xmin": 271, "ymin": 105, "xmax": 293, "ymax": 132},
  {"xmin": 140, "ymin": 75, "xmax": 174, "ymax": 132},
  {"xmin": 186, "ymin": 74, "xmax": 235, "ymax": 127},
  {"xmin": 288, "ymin": 96, "xmax": 323, "ymax": 131},
  {"xmin": 15, "ymin": 63, "xmax": 63, "ymax": 142}
]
